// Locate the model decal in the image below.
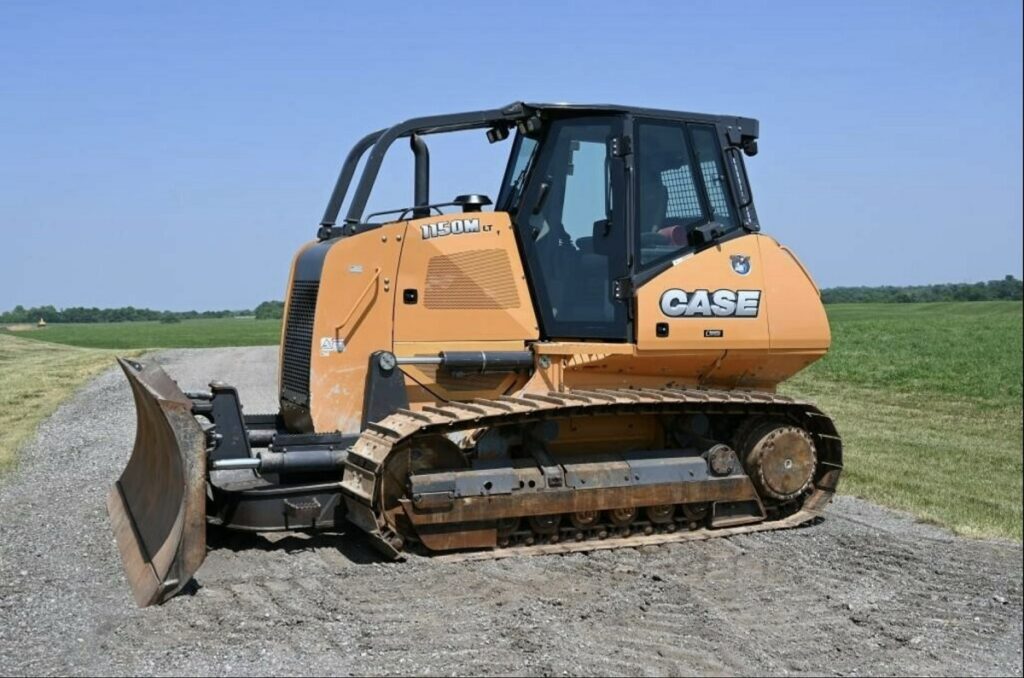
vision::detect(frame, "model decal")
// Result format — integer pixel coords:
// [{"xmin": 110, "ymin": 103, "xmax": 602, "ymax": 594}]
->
[
  {"xmin": 420, "ymin": 218, "xmax": 481, "ymax": 240},
  {"xmin": 660, "ymin": 289, "xmax": 761, "ymax": 318}
]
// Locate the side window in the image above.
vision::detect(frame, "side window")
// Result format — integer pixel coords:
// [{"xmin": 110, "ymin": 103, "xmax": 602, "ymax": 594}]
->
[
  {"xmin": 498, "ymin": 135, "xmax": 539, "ymax": 211},
  {"xmin": 635, "ymin": 121, "xmax": 739, "ymax": 267},
  {"xmin": 689, "ymin": 124, "xmax": 736, "ymax": 228},
  {"xmin": 636, "ymin": 122, "xmax": 704, "ymax": 266},
  {"xmin": 528, "ymin": 123, "xmax": 616, "ymax": 325},
  {"xmin": 516, "ymin": 118, "xmax": 628, "ymax": 339},
  {"xmin": 561, "ymin": 139, "xmax": 610, "ymax": 243}
]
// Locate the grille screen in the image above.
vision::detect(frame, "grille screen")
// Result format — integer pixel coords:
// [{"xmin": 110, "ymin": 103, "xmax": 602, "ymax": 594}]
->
[
  {"xmin": 662, "ymin": 161, "xmax": 731, "ymax": 221},
  {"xmin": 424, "ymin": 249, "xmax": 520, "ymax": 310},
  {"xmin": 281, "ymin": 280, "xmax": 319, "ymax": 403},
  {"xmin": 662, "ymin": 165, "xmax": 702, "ymax": 219}
]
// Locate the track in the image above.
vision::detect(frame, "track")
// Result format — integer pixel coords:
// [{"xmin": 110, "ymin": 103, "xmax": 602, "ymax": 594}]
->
[
  {"xmin": 434, "ymin": 507, "xmax": 831, "ymax": 563},
  {"xmin": 342, "ymin": 386, "xmax": 841, "ymax": 557},
  {"xmin": 0, "ymin": 347, "xmax": 1020, "ymax": 677}
]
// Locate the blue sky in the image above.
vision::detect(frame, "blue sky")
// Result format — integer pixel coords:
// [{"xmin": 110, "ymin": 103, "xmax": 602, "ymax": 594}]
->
[{"xmin": 1, "ymin": 0, "xmax": 1021, "ymax": 311}]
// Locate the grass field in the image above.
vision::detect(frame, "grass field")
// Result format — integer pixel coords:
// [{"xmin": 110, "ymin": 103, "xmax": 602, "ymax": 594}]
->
[
  {"xmin": 783, "ymin": 301, "xmax": 1022, "ymax": 540},
  {"xmin": 0, "ymin": 318, "xmax": 277, "ymax": 468},
  {"xmin": 1, "ymin": 317, "xmax": 282, "ymax": 349},
  {"xmin": 0, "ymin": 334, "xmax": 140, "ymax": 469},
  {"xmin": 2, "ymin": 302, "xmax": 1021, "ymax": 540}
]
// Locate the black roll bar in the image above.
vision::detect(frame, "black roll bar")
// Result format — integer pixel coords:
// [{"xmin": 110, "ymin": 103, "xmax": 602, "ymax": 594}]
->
[
  {"xmin": 319, "ymin": 129, "xmax": 385, "ymax": 227},
  {"xmin": 318, "ymin": 101, "xmax": 760, "ymax": 230},
  {"xmin": 320, "ymin": 103, "xmax": 530, "ymax": 227}
]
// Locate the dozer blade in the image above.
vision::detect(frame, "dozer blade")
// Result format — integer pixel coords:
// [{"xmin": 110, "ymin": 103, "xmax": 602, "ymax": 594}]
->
[{"xmin": 107, "ymin": 358, "xmax": 207, "ymax": 607}]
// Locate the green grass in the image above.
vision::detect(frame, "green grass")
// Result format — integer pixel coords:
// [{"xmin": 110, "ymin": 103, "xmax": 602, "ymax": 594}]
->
[
  {"xmin": 783, "ymin": 301, "xmax": 1022, "ymax": 541},
  {"xmin": 0, "ymin": 334, "xmax": 140, "ymax": 469},
  {"xmin": 797, "ymin": 301, "xmax": 1022, "ymax": 404},
  {"xmin": 1, "ymin": 317, "xmax": 282, "ymax": 349},
  {"xmin": 0, "ymin": 318, "xmax": 278, "ymax": 470}
]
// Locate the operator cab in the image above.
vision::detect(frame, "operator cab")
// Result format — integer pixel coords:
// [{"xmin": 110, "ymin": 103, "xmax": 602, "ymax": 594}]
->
[
  {"xmin": 496, "ymin": 107, "xmax": 759, "ymax": 340},
  {"xmin": 318, "ymin": 102, "xmax": 760, "ymax": 342}
]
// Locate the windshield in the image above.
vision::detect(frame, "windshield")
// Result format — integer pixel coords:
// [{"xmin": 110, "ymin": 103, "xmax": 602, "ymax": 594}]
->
[{"xmin": 496, "ymin": 133, "xmax": 539, "ymax": 212}]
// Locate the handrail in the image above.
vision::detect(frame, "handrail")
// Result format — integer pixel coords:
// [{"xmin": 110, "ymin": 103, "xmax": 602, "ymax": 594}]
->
[{"xmin": 334, "ymin": 267, "xmax": 381, "ymax": 347}]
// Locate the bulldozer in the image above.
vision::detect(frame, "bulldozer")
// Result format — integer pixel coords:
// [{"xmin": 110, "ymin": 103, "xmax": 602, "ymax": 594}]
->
[{"xmin": 108, "ymin": 102, "xmax": 842, "ymax": 607}]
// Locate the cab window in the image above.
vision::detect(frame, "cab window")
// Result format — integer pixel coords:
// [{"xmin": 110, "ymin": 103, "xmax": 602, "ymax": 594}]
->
[
  {"xmin": 514, "ymin": 117, "xmax": 629, "ymax": 339},
  {"xmin": 690, "ymin": 124, "xmax": 736, "ymax": 227},
  {"xmin": 635, "ymin": 120, "xmax": 738, "ymax": 267}
]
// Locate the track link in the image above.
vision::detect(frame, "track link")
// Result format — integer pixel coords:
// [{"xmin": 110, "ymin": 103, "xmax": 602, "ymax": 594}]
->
[{"xmin": 340, "ymin": 387, "xmax": 842, "ymax": 558}]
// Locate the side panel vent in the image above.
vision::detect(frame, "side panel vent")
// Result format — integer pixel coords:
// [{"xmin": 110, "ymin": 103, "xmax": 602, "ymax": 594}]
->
[
  {"xmin": 424, "ymin": 249, "xmax": 520, "ymax": 310},
  {"xmin": 281, "ymin": 280, "xmax": 319, "ymax": 404}
]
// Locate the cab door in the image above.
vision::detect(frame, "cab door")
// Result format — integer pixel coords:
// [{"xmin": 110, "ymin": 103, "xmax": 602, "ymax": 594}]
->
[{"xmin": 514, "ymin": 117, "xmax": 630, "ymax": 340}]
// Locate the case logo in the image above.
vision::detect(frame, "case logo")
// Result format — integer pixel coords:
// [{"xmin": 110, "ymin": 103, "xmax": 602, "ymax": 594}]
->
[
  {"xmin": 420, "ymin": 218, "xmax": 482, "ymax": 240},
  {"xmin": 660, "ymin": 289, "xmax": 761, "ymax": 318},
  {"xmin": 730, "ymin": 254, "xmax": 751, "ymax": 276}
]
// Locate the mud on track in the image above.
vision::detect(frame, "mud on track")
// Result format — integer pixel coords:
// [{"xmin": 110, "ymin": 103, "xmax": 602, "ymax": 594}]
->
[{"xmin": 0, "ymin": 347, "xmax": 1020, "ymax": 676}]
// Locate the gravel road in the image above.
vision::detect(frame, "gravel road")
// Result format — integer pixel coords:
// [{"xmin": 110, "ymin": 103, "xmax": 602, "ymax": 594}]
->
[{"xmin": 1, "ymin": 347, "xmax": 1021, "ymax": 676}]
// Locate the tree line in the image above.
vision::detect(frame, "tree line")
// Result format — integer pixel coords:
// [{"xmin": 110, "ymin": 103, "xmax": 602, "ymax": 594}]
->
[
  {"xmin": 821, "ymin": 275, "xmax": 1022, "ymax": 304},
  {"xmin": 1, "ymin": 278, "xmax": 1020, "ymax": 324},
  {"xmin": 0, "ymin": 300, "xmax": 284, "ymax": 324}
]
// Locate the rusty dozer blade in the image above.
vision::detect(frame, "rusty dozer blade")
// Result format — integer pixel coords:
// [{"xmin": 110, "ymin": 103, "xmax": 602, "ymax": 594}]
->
[{"xmin": 107, "ymin": 357, "xmax": 207, "ymax": 607}]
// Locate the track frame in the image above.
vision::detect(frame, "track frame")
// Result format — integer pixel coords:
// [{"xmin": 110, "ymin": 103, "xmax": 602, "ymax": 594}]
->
[{"xmin": 340, "ymin": 387, "xmax": 842, "ymax": 558}]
